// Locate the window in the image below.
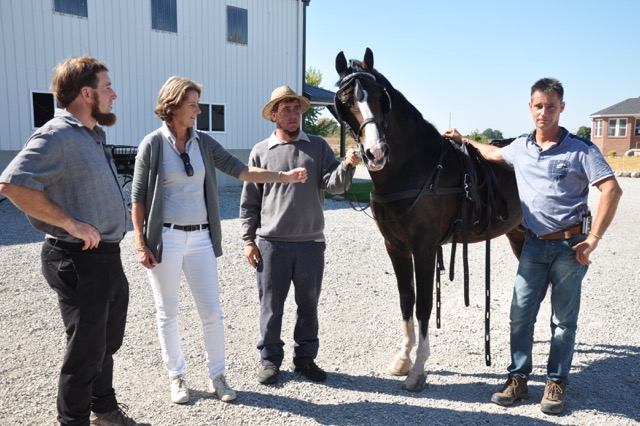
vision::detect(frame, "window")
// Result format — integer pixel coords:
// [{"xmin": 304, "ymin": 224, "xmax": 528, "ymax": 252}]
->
[
  {"xmin": 197, "ymin": 103, "xmax": 225, "ymax": 132},
  {"xmin": 593, "ymin": 119, "xmax": 602, "ymax": 137},
  {"xmin": 53, "ymin": 0, "xmax": 88, "ymax": 17},
  {"xmin": 151, "ymin": 0, "xmax": 177, "ymax": 33},
  {"xmin": 607, "ymin": 118, "xmax": 627, "ymax": 137},
  {"xmin": 635, "ymin": 119, "xmax": 640, "ymax": 136},
  {"xmin": 32, "ymin": 92, "xmax": 56, "ymax": 128},
  {"xmin": 227, "ymin": 6, "xmax": 248, "ymax": 45}
]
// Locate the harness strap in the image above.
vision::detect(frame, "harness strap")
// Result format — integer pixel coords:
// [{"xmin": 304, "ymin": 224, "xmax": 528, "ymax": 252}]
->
[
  {"xmin": 436, "ymin": 246, "xmax": 444, "ymax": 329},
  {"xmin": 484, "ymin": 202, "xmax": 493, "ymax": 366},
  {"xmin": 370, "ymin": 186, "xmax": 461, "ymax": 203}
]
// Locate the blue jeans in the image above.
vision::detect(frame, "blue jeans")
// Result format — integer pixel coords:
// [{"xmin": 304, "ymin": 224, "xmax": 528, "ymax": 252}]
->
[{"xmin": 508, "ymin": 232, "xmax": 588, "ymax": 384}]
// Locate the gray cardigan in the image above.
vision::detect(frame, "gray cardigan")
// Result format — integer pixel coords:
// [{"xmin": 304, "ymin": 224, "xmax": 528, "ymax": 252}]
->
[{"xmin": 132, "ymin": 128, "xmax": 246, "ymax": 262}]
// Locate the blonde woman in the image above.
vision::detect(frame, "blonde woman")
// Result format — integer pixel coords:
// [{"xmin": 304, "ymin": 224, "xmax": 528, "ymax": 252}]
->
[{"xmin": 132, "ymin": 77, "xmax": 306, "ymax": 404}]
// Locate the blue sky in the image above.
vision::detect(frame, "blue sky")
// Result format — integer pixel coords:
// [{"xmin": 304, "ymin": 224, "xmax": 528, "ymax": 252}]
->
[{"xmin": 305, "ymin": 0, "xmax": 640, "ymax": 138}]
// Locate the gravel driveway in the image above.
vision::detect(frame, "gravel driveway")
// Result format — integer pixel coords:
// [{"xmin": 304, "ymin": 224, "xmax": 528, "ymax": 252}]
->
[{"xmin": 1, "ymin": 177, "xmax": 638, "ymax": 426}]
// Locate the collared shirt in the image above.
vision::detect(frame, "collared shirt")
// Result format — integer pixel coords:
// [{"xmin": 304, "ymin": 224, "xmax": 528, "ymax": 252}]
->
[
  {"xmin": 0, "ymin": 109, "xmax": 128, "ymax": 242},
  {"xmin": 267, "ymin": 130, "xmax": 311, "ymax": 149},
  {"xmin": 159, "ymin": 124, "xmax": 208, "ymax": 225},
  {"xmin": 132, "ymin": 126, "xmax": 247, "ymax": 262},
  {"xmin": 501, "ymin": 128, "xmax": 613, "ymax": 235}
]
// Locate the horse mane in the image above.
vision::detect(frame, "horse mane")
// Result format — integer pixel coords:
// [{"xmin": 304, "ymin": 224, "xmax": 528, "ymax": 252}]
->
[{"xmin": 337, "ymin": 59, "xmax": 439, "ymax": 137}]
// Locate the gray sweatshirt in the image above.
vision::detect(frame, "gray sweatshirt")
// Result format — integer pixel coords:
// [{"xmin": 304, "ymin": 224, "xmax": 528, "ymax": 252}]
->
[{"xmin": 240, "ymin": 131, "xmax": 354, "ymax": 243}]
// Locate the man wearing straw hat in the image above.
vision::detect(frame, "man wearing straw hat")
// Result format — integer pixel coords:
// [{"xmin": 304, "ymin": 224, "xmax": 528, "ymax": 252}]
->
[{"xmin": 240, "ymin": 85, "xmax": 360, "ymax": 385}]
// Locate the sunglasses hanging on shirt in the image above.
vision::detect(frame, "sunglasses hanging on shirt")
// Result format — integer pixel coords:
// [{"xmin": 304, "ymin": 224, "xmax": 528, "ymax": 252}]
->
[{"xmin": 180, "ymin": 152, "xmax": 194, "ymax": 177}]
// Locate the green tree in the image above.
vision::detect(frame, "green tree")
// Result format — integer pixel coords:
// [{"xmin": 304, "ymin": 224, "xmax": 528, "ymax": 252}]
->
[
  {"xmin": 467, "ymin": 129, "xmax": 488, "ymax": 143},
  {"xmin": 316, "ymin": 117, "xmax": 339, "ymax": 137},
  {"xmin": 303, "ymin": 67, "xmax": 339, "ymax": 137},
  {"xmin": 482, "ymin": 128, "xmax": 503, "ymax": 140},
  {"xmin": 576, "ymin": 126, "xmax": 591, "ymax": 140}
]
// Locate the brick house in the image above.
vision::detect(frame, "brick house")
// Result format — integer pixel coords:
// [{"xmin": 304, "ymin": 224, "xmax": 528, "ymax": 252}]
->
[{"xmin": 589, "ymin": 97, "xmax": 640, "ymax": 155}]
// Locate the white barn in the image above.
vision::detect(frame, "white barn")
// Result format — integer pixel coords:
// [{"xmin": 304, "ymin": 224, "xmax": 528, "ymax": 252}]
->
[{"xmin": 0, "ymin": 0, "xmax": 312, "ymax": 186}]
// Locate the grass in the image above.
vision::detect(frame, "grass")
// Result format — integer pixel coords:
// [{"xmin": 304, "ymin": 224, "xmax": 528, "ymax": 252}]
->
[
  {"xmin": 606, "ymin": 155, "xmax": 640, "ymax": 172},
  {"xmin": 326, "ymin": 181, "xmax": 372, "ymax": 203}
]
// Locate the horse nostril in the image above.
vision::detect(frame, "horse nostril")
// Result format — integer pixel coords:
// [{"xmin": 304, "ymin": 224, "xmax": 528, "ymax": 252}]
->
[{"xmin": 380, "ymin": 142, "xmax": 389, "ymax": 155}]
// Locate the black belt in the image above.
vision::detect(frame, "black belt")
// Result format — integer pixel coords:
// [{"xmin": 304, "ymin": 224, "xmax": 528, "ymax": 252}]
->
[
  {"xmin": 45, "ymin": 238, "xmax": 120, "ymax": 249},
  {"xmin": 163, "ymin": 223, "xmax": 209, "ymax": 232}
]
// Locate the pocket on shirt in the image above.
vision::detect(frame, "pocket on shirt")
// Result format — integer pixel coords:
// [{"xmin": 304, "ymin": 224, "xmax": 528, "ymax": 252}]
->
[{"xmin": 548, "ymin": 160, "xmax": 569, "ymax": 181}]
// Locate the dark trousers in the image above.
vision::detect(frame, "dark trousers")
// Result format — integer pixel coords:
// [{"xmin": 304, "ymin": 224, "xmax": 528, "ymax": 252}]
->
[
  {"xmin": 256, "ymin": 240, "xmax": 325, "ymax": 367},
  {"xmin": 41, "ymin": 239, "xmax": 129, "ymax": 426}
]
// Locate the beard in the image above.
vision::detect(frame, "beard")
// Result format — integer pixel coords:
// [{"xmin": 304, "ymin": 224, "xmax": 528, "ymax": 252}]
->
[
  {"xmin": 91, "ymin": 93, "xmax": 117, "ymax": 126},
  {"xmin": 281, "ymin": 126, "xmax": 300, "ymax": 139}
]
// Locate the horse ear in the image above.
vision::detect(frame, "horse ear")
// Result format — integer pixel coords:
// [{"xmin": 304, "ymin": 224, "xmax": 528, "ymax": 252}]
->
[
  {"xmin": 336, "ymin": 51, "xmax": 348, "ymax": 76},
  {"xmin": 362, "ymin": 48, "xmax": 374, "ymax": 71}
]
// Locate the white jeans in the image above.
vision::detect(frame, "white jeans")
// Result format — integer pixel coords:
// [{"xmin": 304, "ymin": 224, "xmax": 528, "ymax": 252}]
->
[{"xmin": 147, "ymin": 226, "xmax": 225, "ymax": 380}]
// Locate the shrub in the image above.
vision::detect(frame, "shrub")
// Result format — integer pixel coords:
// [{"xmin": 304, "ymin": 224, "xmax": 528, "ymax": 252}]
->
[{"xmin": 608, "ymin": 150, "xmax": 617, "ymax": 157}]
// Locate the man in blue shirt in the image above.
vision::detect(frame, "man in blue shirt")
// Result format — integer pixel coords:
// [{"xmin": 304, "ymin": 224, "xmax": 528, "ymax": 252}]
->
[{"xmin": 443, "ymin": 77, "xmax": 622, "ymax": 415}]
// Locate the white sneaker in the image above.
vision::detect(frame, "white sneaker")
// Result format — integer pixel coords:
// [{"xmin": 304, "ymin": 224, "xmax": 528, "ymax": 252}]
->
[
  {"xmin": 170, "ymin": 376, "xmax": 190, "ymax": 404},
  {"xmin": 208, "ymin": 374, "xmax": 236, "ymax": 402}
]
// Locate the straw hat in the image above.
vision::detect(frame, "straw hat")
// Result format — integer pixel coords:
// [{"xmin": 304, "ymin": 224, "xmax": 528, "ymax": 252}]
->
[{"xmin": 261, "ymin": 85, "xmax": 310, "ymax": 120}]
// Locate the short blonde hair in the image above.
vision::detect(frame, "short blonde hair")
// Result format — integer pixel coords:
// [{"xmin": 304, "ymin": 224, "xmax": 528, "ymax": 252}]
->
[{"xmin": 154, "ymin": 76, "xmax": 202, "ymax": 122}]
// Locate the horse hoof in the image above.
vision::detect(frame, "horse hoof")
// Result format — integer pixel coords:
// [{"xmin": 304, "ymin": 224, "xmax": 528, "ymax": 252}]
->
[
  {"xmin": 401, "ymin": 371, "xmax": 427, "ymax": 392},
  {"xmin": 388, "ymin": 358, "xmax": 413, "ymax": 376}
]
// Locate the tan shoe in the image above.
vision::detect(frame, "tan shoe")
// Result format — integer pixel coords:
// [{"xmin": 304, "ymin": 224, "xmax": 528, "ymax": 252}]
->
[
  {"xmin": 541, "ymin": 380, "xmax": 567, "ymax": 414},
  {"xmin": 209, "ymin": 374, "xmax": 237, "ymax": 402},
  {"xmin": 490, "ymin": 376, "xmax": 529, "ymax": 406},
  {"xmin": 90, "ymin": 404, "xmax": 137, "ymax": 425}
]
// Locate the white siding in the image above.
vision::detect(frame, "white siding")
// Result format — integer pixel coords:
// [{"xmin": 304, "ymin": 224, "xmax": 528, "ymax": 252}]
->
[{"xmin": 0, "ymin": 0, "xmax": 306, "ymax": 185}]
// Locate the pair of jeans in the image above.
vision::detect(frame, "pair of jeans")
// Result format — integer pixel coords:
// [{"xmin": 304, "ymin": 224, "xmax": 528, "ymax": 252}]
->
[
  {"xmin": 41, "ymin": 239, "xmax": 129, "ymax": 426},
  {"xmin": 256, "ymin": 239, "xmax": 325, "ymax": 367},
  {"xmin": 508, "ymin": 232, "xmax": 588, "ymax": 383},
  {"xmin": 147, "ymin": 226, "xmax": 225, "ymax": 380}
]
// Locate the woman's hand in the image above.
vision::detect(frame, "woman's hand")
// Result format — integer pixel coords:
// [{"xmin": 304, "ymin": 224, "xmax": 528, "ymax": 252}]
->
[
  {"xmin": 281, "ymin": 167, "xmax": 308, "ymax": 183},
  {"xmin": 137, "ymin": 245, "xmax": 158, "ymax": 269}
]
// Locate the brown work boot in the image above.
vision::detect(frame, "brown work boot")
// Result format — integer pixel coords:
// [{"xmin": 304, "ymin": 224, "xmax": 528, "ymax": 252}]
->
[
  {"xmin": 491, "ymin": 376, "xmax": 529, "ymax": 406},
  {"xmin": 540, "ymin": 380, "xmax": 567, "ymax": 414}
]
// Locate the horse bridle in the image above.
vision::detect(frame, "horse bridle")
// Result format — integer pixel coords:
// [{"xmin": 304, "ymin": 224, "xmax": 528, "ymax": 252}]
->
[{"xmin": 335, "ymin": 70, "xmax": 390, "ymax": 159}]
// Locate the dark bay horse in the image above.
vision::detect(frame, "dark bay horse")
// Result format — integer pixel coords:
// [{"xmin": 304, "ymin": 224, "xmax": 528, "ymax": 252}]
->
[{"xmin": 335, "ymin": 48, "xmax": 524, "ymax": 392}]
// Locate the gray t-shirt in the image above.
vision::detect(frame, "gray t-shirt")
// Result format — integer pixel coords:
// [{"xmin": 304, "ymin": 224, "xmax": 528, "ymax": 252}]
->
[
  {"xmin": 501, "ymin": 128, "xmax": 613, "ymax": 235},
  {"xmin": 0, "ymin": 109, "xmax": 128, "ymax": 242}
]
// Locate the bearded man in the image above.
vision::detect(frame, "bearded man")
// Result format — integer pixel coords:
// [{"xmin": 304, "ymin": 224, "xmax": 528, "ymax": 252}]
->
[{"xmin": 0, "ymin": 56, "xmax": 137, "ymax": 425}]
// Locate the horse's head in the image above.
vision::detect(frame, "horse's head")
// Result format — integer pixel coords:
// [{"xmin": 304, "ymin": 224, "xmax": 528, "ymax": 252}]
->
[{"xmin": 335, "ymin": 48, "xmax": 391, "ymax": 171}]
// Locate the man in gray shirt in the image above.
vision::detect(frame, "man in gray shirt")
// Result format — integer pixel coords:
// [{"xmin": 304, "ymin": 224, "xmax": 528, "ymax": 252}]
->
[
  {"xmin": 0, "ymin": 56, "xmax": 137, "ymax": 425},
  {"xmin": 240, "ymin": 85, "xmax": 360, "ymax": 386}
]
